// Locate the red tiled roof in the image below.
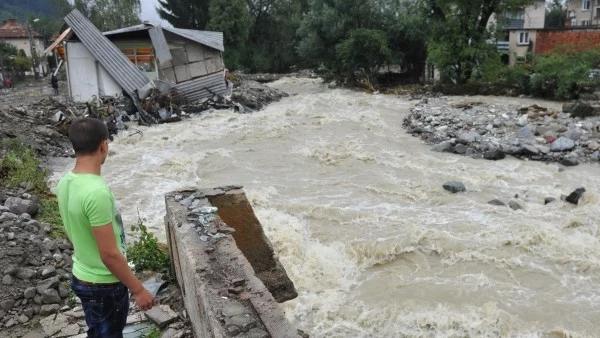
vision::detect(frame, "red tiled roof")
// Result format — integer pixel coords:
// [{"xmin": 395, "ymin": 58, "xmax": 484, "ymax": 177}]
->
[{"xmin": 0, "ymin": 19, "xmax": 42, "ymax": 39}]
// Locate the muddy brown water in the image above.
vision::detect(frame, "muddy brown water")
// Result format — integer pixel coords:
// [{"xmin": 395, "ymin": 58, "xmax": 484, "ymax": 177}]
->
[{"xmin": 50, "ymin": 78, "xmax": 600, "ymax": 337}]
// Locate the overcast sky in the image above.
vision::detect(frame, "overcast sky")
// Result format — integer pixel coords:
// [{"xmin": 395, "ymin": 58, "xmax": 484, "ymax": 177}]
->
[{"xmin": 140, "ymin": 0, "xmax": 165, "ymax": 24}]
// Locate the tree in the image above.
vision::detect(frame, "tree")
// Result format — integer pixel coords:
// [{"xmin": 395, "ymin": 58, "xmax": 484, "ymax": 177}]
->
[
  {"xmin": 74, "ymin": 0, "xmax": 141, "ymax": 31},
  {"xmin": 336, "ymin": 29, "xmax": 391, "ymax": 78},
  {"xmin": 157, "ymin": 0, "xmax": 210, "ymax": 29},
  {"xmin": 0, "ymin": 41, "xmax": 33, "ymax": 71},
  {"xmin": 207, "ymin": 0, "xmax": 252, "ymax": 69},
  {"xmin": 546, "ymin": 0, "xmax": 566, "ymax": 28},
  {"xmin": 424, "ymin": 0, "xmax": 534, "ymax": 84}
]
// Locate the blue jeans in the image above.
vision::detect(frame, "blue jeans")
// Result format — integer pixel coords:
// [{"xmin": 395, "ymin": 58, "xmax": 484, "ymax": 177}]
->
[{"xmin": 71, "ymin": 277, "xmax": 130, "ymax": 338}]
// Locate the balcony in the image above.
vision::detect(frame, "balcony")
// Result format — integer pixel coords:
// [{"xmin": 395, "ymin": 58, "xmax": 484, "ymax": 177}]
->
[{"xmin": 497, "ymin": 41, "xmax": 510, "ymax": 52}]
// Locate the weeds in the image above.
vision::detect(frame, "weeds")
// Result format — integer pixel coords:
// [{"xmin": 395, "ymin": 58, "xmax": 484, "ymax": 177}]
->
[
  {"xmin": 127, "ymin": 216, "xmax": 170, "ymax": 274},
  {"xmin": 0, "ymin": 139, "xmax": 66, "ymax": 239},
  {"xmin": 145, "ymin": 328, "xmax": 161, "ymax": 338}
]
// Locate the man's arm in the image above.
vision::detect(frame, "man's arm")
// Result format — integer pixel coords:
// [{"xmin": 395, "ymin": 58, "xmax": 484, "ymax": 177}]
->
[{"xmin": 92, "ymin": 224, "xmax": 154, "ymax": 311}]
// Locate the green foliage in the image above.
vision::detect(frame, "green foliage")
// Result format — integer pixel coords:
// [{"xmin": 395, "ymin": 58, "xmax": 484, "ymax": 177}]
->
[
  {"xmin": 0, "ymin": 139, "xmax": 65, "ymax": 239},
  {"xmin": 570, "ymin": 103, "xmax": 597, "ymax": 118},
  {"xmin": 545, "ymin": 0, "xmax": 566, "ymax": 29},
  {"xmin": 0, "ymin": 139, "xmax": 49, "ymax": 193},
  {"xmin": 127, "ymin": 217, "xmax": 170, "ymax": 274},
  {"xmin": 145, "ymin": 328, "xmax": 161, "ymax": 338},
  {"xmin": 74, "ymin": 0, "xmax": 141, "ymax": 31},
  {"xmin": 530, "ymin": 48, "xmax": 600, "ymax": 100},
  {"xmin": 425, "ymin": 0, "xmax": 535, "ymax": 84},
  {"xmin": 157, "ymin": 0, "xmax": 210, "ymax": 29},
  {"xmin": 335, "ymin": 29, "xmax": 391, "ymax": 79},
  {"xmin": 207, "ymin": 0, "xmax": 252, "ymax": 70}
]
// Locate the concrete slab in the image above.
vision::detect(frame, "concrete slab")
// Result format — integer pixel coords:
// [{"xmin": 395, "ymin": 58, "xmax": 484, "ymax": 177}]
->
[{"xmin": 145, "ymin": 305, "xmax": 179, "ymax": 329}]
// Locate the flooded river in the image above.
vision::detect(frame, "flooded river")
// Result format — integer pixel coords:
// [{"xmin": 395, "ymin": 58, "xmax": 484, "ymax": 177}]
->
[{"xmin": 50, "ymin": 78, "xmax": 600, "ymax": 337}]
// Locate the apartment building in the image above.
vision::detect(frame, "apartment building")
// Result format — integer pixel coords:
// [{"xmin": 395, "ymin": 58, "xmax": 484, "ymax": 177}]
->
[
  {"xmin": 567, "ymin": 0, "xmax": 600, "ymax": 26},
  {"xmin": 496, "ymin": 0, "xmax": 546, "ymax": 64}
]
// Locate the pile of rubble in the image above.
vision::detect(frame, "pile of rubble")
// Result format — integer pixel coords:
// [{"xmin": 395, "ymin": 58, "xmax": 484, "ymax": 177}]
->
[
  {"xmin": 0, "ymin": 189, "xmax": 74, "ymax": 330},
  {"xmin": 404, "ymin": 98, "xmax": 600, "ymax": 166}
]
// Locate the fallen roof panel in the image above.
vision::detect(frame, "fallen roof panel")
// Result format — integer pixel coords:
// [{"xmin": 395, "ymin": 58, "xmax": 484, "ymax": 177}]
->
[
  {"xmin": 172, "ymin": 72, "xmax": 227, "ymax": 102},
  {"xmin": 64, "ymin": 9, "xmax": 150, "ymax": 98},
  {"xmin": 164, "ymin": 27, "xmax": 224, "ymax": 52},
  {"xmin": 148, "ymin": 26, "xmax": 172, "ymax": 65},
  {"xmin": 44, "ymin": 27, "xmax": 72, "ymax": 56}
]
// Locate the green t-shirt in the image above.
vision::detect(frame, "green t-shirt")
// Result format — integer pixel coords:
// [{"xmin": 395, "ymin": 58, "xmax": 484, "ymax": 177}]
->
[{"xmin": 56, "ymin": 172, "xmax": 125, "ymax": 283}]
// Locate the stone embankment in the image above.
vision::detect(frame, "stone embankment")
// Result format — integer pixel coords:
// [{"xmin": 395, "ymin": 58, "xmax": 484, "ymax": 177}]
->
[{"xmin": 404, "ymin": 98, "xmax": 600, "ymax": 166}]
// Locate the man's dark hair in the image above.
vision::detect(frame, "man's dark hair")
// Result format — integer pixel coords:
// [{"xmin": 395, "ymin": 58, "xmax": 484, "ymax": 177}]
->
[{"xmin": 68, "ymin": 118, "xmax": 109, "ymax": 156}]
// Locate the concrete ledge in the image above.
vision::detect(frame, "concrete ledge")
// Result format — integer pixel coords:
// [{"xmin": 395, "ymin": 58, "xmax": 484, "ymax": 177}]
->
[{"xmin": 165, "ymin": 187, "xmax": 302, "ymax": 338}]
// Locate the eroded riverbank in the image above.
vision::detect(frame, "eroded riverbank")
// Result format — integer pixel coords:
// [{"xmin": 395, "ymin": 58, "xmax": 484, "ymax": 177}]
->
[{"xmin": 49, "ymin": 78, "xmax": 600, "ymax": 337}]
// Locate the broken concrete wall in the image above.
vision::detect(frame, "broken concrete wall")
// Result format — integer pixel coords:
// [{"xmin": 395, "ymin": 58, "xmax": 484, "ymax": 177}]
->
[
  {"xmin": 165, "ymin": 187, "xmax": 302, "ymax": 338},
  {"xmin": 207, "ymin": 189, "xmax": 298, "ymax": 303},
  {"xmin": 159, "ymin": 35, "xmax": 224, "ymax": 85}
]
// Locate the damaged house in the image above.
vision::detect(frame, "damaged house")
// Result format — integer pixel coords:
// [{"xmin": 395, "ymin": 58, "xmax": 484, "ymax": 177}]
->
[{"xmin": 50, "ymin": 9, "xmax": 227, "ymax": 105}]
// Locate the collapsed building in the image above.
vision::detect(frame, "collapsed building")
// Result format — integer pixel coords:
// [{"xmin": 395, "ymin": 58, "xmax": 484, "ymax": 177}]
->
[{"xmin": 45, "ymin": 9, "xmax": 230, "ymax": 124}]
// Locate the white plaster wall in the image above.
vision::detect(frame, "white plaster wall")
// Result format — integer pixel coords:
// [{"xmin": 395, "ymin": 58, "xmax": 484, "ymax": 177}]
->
[
  {"xmin": 97, "ymin": 64, "xmax": 122, "ymax": 97},
  {"xmin": 524, "ymin": 0, "xmax": 546, "ymax": 28}
]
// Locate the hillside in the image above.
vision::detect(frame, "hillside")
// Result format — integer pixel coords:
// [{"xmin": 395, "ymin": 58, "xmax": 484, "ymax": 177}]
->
[{"xmin": 0, "ymin": 0, "xmax": 67, "ymax": 22}]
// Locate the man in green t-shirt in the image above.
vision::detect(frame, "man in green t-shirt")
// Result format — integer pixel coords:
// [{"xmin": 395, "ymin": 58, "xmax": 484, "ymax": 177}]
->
[{"xmin": 57, "ymin": 118, "xmax": 154, "ymax": 337}]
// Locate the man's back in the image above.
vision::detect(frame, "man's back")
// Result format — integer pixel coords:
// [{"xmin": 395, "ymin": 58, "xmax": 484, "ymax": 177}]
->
[{"xmin": 57, "ymin": 171, "xmax": 125, "ymax": 283}]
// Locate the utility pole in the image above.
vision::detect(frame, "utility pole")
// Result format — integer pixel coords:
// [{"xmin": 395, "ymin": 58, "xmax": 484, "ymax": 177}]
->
[{"xmin": 27, "ymin": 19, "xmax": 40, "ymax": 78}]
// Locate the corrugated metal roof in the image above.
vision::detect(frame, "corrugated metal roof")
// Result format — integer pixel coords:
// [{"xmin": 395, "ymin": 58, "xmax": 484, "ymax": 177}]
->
[
  {"xmin": 102, "ymin": 24, "xmax": 149, "ymax": 36},
  {"xmin": 64, "ymin": 9, "xmax": 150, "ymax": 99},
  {"xmin": 164, "ymin": 27, "xmax": 224, "ymax": 52},
  {"xmin": 148, "ymin": 26, "xmax": 172, "ymax": 64},
  {"xmin": 172, "ymin": 72, "xmax": 227, "ymax": 102}
]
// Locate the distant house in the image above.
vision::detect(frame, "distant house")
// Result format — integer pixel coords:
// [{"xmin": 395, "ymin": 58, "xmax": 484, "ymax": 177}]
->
[
  {"xmin": 53, "ymin": 10, "xmax": 227, "ymax": 103},
  {"xmin": 0, "ymin": 19, "xmax": 48, "ymax": 75},
  {"xmin": 566, "ymin": 0, "xmax": 600, "ymax": 26},
  {"xmin": 495, "ymin": 0, "xmax": 546, "ymax": 65}
]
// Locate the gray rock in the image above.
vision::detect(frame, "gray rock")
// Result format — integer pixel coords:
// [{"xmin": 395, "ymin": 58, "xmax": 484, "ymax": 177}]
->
[
  {"xmin": 2, "ymin": 275, "xmax": 13, "ymax": 285},
  {"xmin": 560, "ymin": 158, "xmax": 579, "ymax": 167},
  {"xmin": 521, "ymin": 144, "xmax": 539, "ymax": 156},
  {"xmin": 58, "ymin": 283, "xmax": 69, "ymax": 298},
  {"xmin": 454, "ymin": 144, "xmax": 468, "ymax": 154},
  {"xmin": 544, "ymin": 197, "xmax": 556, "ymax": 205},
  {"xmin": 509, "ymin": 201, "xmax": 523, "ymax": 210},
  {"xmin": 39, "ymin": 304, "xmax": 60, "ymax": 316},
  {"xmin": 565, "ymin": 128, "xmax": 583, "ymax": 141},
  {"xmin": 41, "ymin": 289, "xmax": 61, "ymax": 304},
  {"xmin": 458, "ymin": 131, "xmax": 481, "ymax": 144},
  {"xmin": 41, "ymin": 266, "xmax": 56, "ymax": 278},
  {"xmin": 23, "ymin": 307, "xmax": 35, "ymax": 317},
  {"xmin": 228, "ymin": 314, "xmax": 256, "ymax": 332},
  {"xmin": 24, "ymin": 287, "xmax": 37, "ymax": 299},
  {"xmin": 160, "ymin": 328, "xmax": 185, "ymax": 338},
  {"xmin": 37, "ymin": 276, "xmax": 60, "ymax": 294},
  {"xmin": 33, "ymin": 295, "xmax": 42, "ymax": 305},
  {"xmin": 6, "ymin": 232, "xmax": 14, "ymax": 240},
  {"xmin": 535, "ymin": 145, "xmax": 550, "ymax": 154},
  {"xmin": 566, "ymin": 188, "xmax": 586, "ymax": 205},
  {"xmin": 4, "ymin": 197, "xmax": 39, "ymax": 217},
  {"xmin": 488, "ymin": 199, "xmax": 506, "ymax": 206},
  {"xmin": 0, "ymin": 299, "xmax": 15, "ymax": 311},
  {"xmin": 443, "ymin": 181, "xmax": 466, "ymax": 194},
  {"xmin": 550, "ymin": 137, "xmax": 576, "ymax": 152},
  {"xmin": 588, "ymin": 140, "xmax": 600, "ymax": 151},
  {"xmin": 483, "ymin": 149, "xmax": 506, "ymax": 161},
  {"xmin": 17, "ymin": 268, "xmax": 36, "ymax": 280},
  {"xmin": 18, "ymin": 314, "xmax": 29, "ymax": 324},
  {"xmin": 517, "ymin": 125, "xmax": 536, "ymax": 139},
  {"xmin": 432, "ymin": 140, "xmax": 453, "ymax": 152},
  {"xmin": 145, "ymin": 305, "xmax": 179, "ymax": 329},
  {"xmin": 4, "ymin": 318, "xmax": 15, "ymax": 328}
]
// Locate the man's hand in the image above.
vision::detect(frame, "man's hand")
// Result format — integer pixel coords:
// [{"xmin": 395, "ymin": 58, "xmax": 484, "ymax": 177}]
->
[{"xmin": 131, "ymin": 288, "xmax": 155, "ymax": 311}]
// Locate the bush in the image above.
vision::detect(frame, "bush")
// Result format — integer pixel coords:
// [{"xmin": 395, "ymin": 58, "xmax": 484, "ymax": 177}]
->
[
  {"xmin": 0, "ymin": 139, "xmax": 65, "ymax": 239},
  {"xmin": 335, "ymin": 29, "xmax": 391, "ymax": 82},
  {"xmin": 570, "ymin": 103, "xmax": 598, "ymax": 118},
  {"xmin": 127, "ymin": 217, "xmax": 170, "ymax": 274},
  {"xmin": 0, "ymin": 139, "xmax": 50, "ymax": 194}
]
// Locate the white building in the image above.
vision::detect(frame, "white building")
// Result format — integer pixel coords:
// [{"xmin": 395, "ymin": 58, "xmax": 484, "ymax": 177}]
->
[
  {"xmin": 566, "ymin": 0, "xmax": 600, "ymax": 26},
  {"xmin": 0, "ymin": 19, "xmax": 48, "ymax": 75}
]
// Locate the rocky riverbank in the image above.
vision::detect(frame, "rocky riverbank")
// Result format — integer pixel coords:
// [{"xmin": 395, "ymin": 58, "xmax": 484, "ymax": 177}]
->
[{"xmin": 403, "ymin": 97, "xmax": 600, "ymax": 166}]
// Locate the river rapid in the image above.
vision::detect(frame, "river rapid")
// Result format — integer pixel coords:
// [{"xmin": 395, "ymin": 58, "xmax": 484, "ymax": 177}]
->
[{"xmin": 50, "ymin": 78, "xmax": 600, "ymax": 338}]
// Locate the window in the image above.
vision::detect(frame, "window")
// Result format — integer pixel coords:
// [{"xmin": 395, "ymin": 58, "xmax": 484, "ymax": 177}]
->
[
  {"xmin": 583, "ymin": 0, "xmax": 591, "ymax": 10},
  {"xmin": 121, "ymin": 48, "xmax": 156, "ymax": 73},
  {"xmin": 597, "ymin": 0, "xmax": 600, "ymax": 5},
  {"xmin": 596, "ymin": 7, "xmax": 600, "ymax": 17},
  {"xmin": 519, "ymin": 31, "xmax": 530, "ymax": 45},
  {"xmin": 572, "ymin": 18, "xmax": 577, "ymax": 26},
  {"xmin": 506, "ymin": 9, "xmax": 525, "ymax": 20},
  {"xmin": 582, "ymin": 19, "xmax": 591, "ymax": 26}
]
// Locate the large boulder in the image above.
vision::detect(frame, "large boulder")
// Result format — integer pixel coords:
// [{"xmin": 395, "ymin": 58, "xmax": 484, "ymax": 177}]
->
[
  {"xmin": 4, "ymin": 197, "xmax": 39, "ymax": 217},
  {"xmin": 550, "ymin": 137, "xmax": 576, "ymax": 152},
  {"xmin": 231, "ymin": 80, "xmax": 289, "ymax": 111}
]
